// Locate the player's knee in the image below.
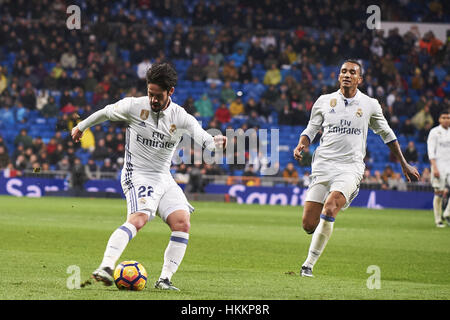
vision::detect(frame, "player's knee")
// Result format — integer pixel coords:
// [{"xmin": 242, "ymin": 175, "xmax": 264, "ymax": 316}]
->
[
  {"xmin": 171, "ymin": 219, "xmax": 190, "ymax": 233},
  {"xmin": 302, "ymin": 221, "xmax": 316, "ymax": 234},
  {"xmin": 127, "ymin": 212, "xmax": 148, "ymax": 231},
  {"xmin": 323, "ymin": 202, "xmax": 339, "ymax": 217}
]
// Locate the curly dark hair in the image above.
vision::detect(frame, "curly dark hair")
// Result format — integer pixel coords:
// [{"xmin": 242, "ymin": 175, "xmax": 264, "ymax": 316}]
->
[{"xmin": 145, "ymin": 62, "xmax": 178, "ymax": 92}]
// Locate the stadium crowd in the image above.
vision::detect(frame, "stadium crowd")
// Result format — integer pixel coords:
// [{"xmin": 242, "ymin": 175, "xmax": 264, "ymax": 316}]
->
[{"xmin": 0, "ymin": 0, "xmax": 449, "ymax": 190}]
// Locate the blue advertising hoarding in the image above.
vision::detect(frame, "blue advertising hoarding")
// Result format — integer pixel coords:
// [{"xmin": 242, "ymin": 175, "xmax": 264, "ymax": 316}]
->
[{"xmin": 0, "ymin": 177, "xmax": 433, "ymax": 210}]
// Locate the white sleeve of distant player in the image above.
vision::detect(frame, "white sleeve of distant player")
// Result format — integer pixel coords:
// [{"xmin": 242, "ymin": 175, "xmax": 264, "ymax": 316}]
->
[
  {"xmin": 427, "ymin": 129, "xmax": 437, "ymax": 160},
  {"xmin": 300, "ymin": 97, "xmax": 324, "ymax": 143},
  {"xmin": 183, "ymin": 113, "xmax": 216, "ymax": 151},
  {"xmin": 77, "ymin": 98, "xmax": 132, "ymax": 132},
  {"xmin": 368, "ymin": 101, "xmax": 397, "ymax": 144}
]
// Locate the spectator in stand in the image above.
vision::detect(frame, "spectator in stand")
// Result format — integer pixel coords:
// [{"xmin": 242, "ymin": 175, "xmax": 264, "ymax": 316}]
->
[
  {"xmin": 0, "ymin": 105, "xmax": 15, "ymax": 127},
  {"xmin": 229, "ymin": 98, "xmax": 245, "ymax": 117},
  {"xmin": 263, "ymin": 63, "xmax": 282, "ymax": 86},
  {"xmin": 0, "ymin": 145, "xmax": 10, "ymax": 169},
  {"xmin": 186, "ymin": 58, "xmax": 205, "ymax": 81},
  {"xmin": 243, "ymin": 165, "xmax": 258, "ymax": 186},
  {"xmin": 403, "ymin": 141, "xmax": 419, "ymax": 164},
  {"xmin": 246, "ymin": 110, "xmax": 265, "ymax": 129},
  {"xmin": 13, "ymin": 101, "xmax": 28, "ymax": 124},
  {"xmin": 182, "ymin": 97, "xmax": 197, "ymax": 116},
  {"xmin": 214, "ymin": 103, "xmax": 231, "ymax": 125},
  {"xmin": 388, "ymin": 172, "xmax": 407, "ymax": 191},
  {"xmin": 206, "ymin": 82, "xmax": 222, "ymax": 105},
  {"xmin": 420, "ymin": 167, "xmax": 431, "ymax": 184},
  {"xmin": 419, "ymin": 31, "xmax": 443, "ymax": 56},
  {"xmin": 279, "ymin": 104, "xmax": 293, "ymax": 125},
  {"xmin": 71, "ymin": 157, "xmax": 86, "ymax": 194},
  {"xmin": 238, "ymin": 63, "xmax": 253, "ymax": 84},
  {"xmin": 101, "ymin": 158, "xmax": 117, "ymax": 175},
  {"xmin": 220, "ymin": 81, "xmax": 236, "ymax": 104},
  {"xmin": 228, "ymin": 48, "xmax": 246, "ymax": 69},
  {"xmin": 411, "ymin": 67, "xmax": 425, "ymax": 91},
  {"xmin": 80, "ymin": 127, "xmax": 96, "ymax": 152},
  {"xmin": 411, "ymin": 104, "xmax": 434, "ymax": 141},
  {"xmin": 41, "ymin": 96, "xmax": 59, "ymax": 118},
  {"xmin": 221, "ymin": 60, "xmax": 239, "ymax": 82},
  {"xmin": 381, "ymin": 165, "xmax": 395, "ymax": 185},
  {"xmin": 92, "ymin": 138, "xmax": 109, "ymax": 161},
  {"xmin": 20, "ymin": 81, "xmax": 37, "ymax": 110},
  {"xmin": 14, "ymin": 129, "xmax": 33, "ymax": 149},
  {"xmin": 400, "ymin": 118, "xmax": 416, "ymax": 137},
  {"xmin": 282, "ymin": 162, "xmax": 300, "ymax": 185},
  {"xmin": 186, "ymin": 163, "xmax": 205, "ymax": 193},
  {"xmin": 209, "ymin": 46, "xmax": 224, "ymax": 67},
  {"xmin": 204, "ymin": 60, "xmax": 222, "ymax": 85},
  {"xmin": 85, "ymin": 158, "xmax": 100, "ymax": 180},
  {"xmin": 60, "ymin": 48, "xmax": 77, "ymax": 69},
  {"xmin": 194, "ymin": 94, "xmax": 214, "ymax": 118},
  {"xmin": 262, "ymin": 85, "xmax": 280, "ymax": 107}
]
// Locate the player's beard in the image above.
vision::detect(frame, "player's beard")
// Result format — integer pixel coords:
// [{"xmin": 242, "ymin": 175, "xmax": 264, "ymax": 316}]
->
[{"xmin": 150, "ymin": 98, "xmax": 168, "ymax": 112}]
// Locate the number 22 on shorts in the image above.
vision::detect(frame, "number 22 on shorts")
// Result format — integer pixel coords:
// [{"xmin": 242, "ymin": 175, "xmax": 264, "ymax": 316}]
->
[{"xmin": 137, "ymin": 185, "xmax": 154, "ymax": 198}]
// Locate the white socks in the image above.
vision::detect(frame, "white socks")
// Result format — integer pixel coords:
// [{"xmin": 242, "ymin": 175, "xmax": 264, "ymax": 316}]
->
[
  {"xmin": 100, "ymin": 222, "xmax": 137, "ymax": 270},
  {"xmin": 443, "ymin": 199, "xmax": 450, "ymax": 220},
  {"xmin": 433, "ymin": 195, "xmax": 443, "ymax": 224},
  {"xmin": 303, "ymin": 214, "xmax": 335, "ymax": 270},
  {"xmin": 159, "ymin": 231, "xmax": 189, "ymax": 281}
]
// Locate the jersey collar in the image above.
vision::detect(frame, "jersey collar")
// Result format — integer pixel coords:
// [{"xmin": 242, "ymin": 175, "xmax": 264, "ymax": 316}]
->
[{"xmin": 337, "ymin": 89, "xmax": 361, "ymax": 105}]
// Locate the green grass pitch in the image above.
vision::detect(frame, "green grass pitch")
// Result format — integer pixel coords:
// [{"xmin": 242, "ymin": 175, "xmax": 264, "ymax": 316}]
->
[{"xmin": 0, "ymin": 195, "xmax": 449, "ymax": 300}]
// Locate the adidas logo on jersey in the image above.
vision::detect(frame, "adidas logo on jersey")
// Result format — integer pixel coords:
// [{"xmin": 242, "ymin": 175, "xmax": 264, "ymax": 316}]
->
[
  {"xmin": 329, "ymin": 109, "xmax": 336, "ymax": 113},
  {"xmin": 139, "ymin": 121, "xmax": 146, "ymax": 127}
]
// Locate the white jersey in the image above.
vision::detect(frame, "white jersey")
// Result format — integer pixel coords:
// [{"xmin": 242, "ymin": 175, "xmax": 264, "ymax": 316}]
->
[
  {"xmin": 77, "ymin": 96, "xmax": 216, "ymax": 174},
  {"xmin": 301, "ymin": 89, "xmax": 396, "ymax": 176},
  {"xmin": 427, "ymin": 125, "xmax": 450, "ymax": 174}
]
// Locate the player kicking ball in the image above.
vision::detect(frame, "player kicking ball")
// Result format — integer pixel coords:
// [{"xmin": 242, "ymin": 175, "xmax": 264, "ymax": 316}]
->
[
  {"xmin": 293, "ymin": 59, "xmax": 420, "ymax": 277},
  {"xmin": 72, "ymin": 63, "xmax": 226, "ymax": 290}
]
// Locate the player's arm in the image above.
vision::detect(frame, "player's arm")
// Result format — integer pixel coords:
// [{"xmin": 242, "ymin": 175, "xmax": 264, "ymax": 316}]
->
[
  {"xmin": 294, "ymin": 97, "xmax": 323, "ymax": 161},
  {"xmin": 427, "ymin": 130, "xmax": 439, "ymax": 178},
  {"xmin": 71, "ymin": 98, "xmax": 132, "ymax": 142},
  {"xmin": 386, "ymin": 140, "xmax": 420, "ymax": 182},
  {"xmin": 369, "ymin": 101, "xmax": 420, "ymax": 182},
  {"xmin": 183, "ymin": 113, "xmax": 227, "ymax": 151}
]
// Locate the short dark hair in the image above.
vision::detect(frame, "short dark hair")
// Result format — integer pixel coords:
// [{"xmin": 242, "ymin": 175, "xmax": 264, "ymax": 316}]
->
[
  {"xmin": 439, "ymin": 109, "xmax": 449, "ymax": 117},
  {"xmin": 146, "ymin": 62, "xmax": 178, "ymax": 92},
  {"xmin": 343, "ymin": 59, "xmax": 363, "ymax": 76}
]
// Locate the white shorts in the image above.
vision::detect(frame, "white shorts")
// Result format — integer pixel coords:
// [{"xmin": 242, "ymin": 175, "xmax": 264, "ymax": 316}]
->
[
  {"xmin": 305, "ymin": 171, "xmax": 362, "ymax": 210},
  {"xmin": 431, "ymin": 169, "xmax": 450, "ymax": 191},
  {"xmin": 121, "ymin": 170, "xmax": 194, "ymax": 222}
]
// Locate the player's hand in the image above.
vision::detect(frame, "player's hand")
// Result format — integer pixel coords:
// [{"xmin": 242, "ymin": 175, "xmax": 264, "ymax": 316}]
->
[
  {"xmin": 293, "ymin": 144, "xmax": 305, "ymax": 161},
  {"xmin": 214, "ymin": 135, "xmax": 227, "ymax": 149},
  {"xmin": 71, "ymin": 126, "xmax": 83, "ymax": 143},
  {"xmin": 401, "ymin": 163, "xmax": 420, "ymax": 182},
  {"xmin": 432, "ymin": 168, "xmax": 440, "ymax": 178}
]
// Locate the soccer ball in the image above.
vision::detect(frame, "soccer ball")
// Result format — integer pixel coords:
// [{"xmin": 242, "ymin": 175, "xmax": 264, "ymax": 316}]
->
[{"xmin": 113, "ymin": 261, "xmax": 148, "ymax": 291}]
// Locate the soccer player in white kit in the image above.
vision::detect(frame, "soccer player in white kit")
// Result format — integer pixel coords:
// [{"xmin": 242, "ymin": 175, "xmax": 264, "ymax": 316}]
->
[
  {"xmin": 293, "ymin": 60, "xmax": 420, "ymax": 277},
  {"xmin": 71, "ymin": 63, "xmax": 227, "ymax": 290},
  {"xmin": 427, "ymin": 109, "xmax": 450, "ymax": 228}
]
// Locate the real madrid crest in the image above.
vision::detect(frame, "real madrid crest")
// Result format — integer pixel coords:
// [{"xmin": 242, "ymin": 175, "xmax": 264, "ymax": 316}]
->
[
  {"xmin": 169, "ymin": 124, "xmax": 177, "ymax": 134},
  {"xmin": 140, "ymin": 109, "xmax": 149, "ymax": 120},
  {"xmin": 330, "ymin": 98, "xmax": 337, "ymax": 108},
  {"xmin": 356, "ymin": 108, "xmax": 363, "ymax": 117}
]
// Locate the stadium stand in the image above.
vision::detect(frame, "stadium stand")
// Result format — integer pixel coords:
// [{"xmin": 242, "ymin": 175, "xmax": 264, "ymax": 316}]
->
[{"xmin": 0, "ymin": 0, "xmax": 448, "ymax": 190}]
